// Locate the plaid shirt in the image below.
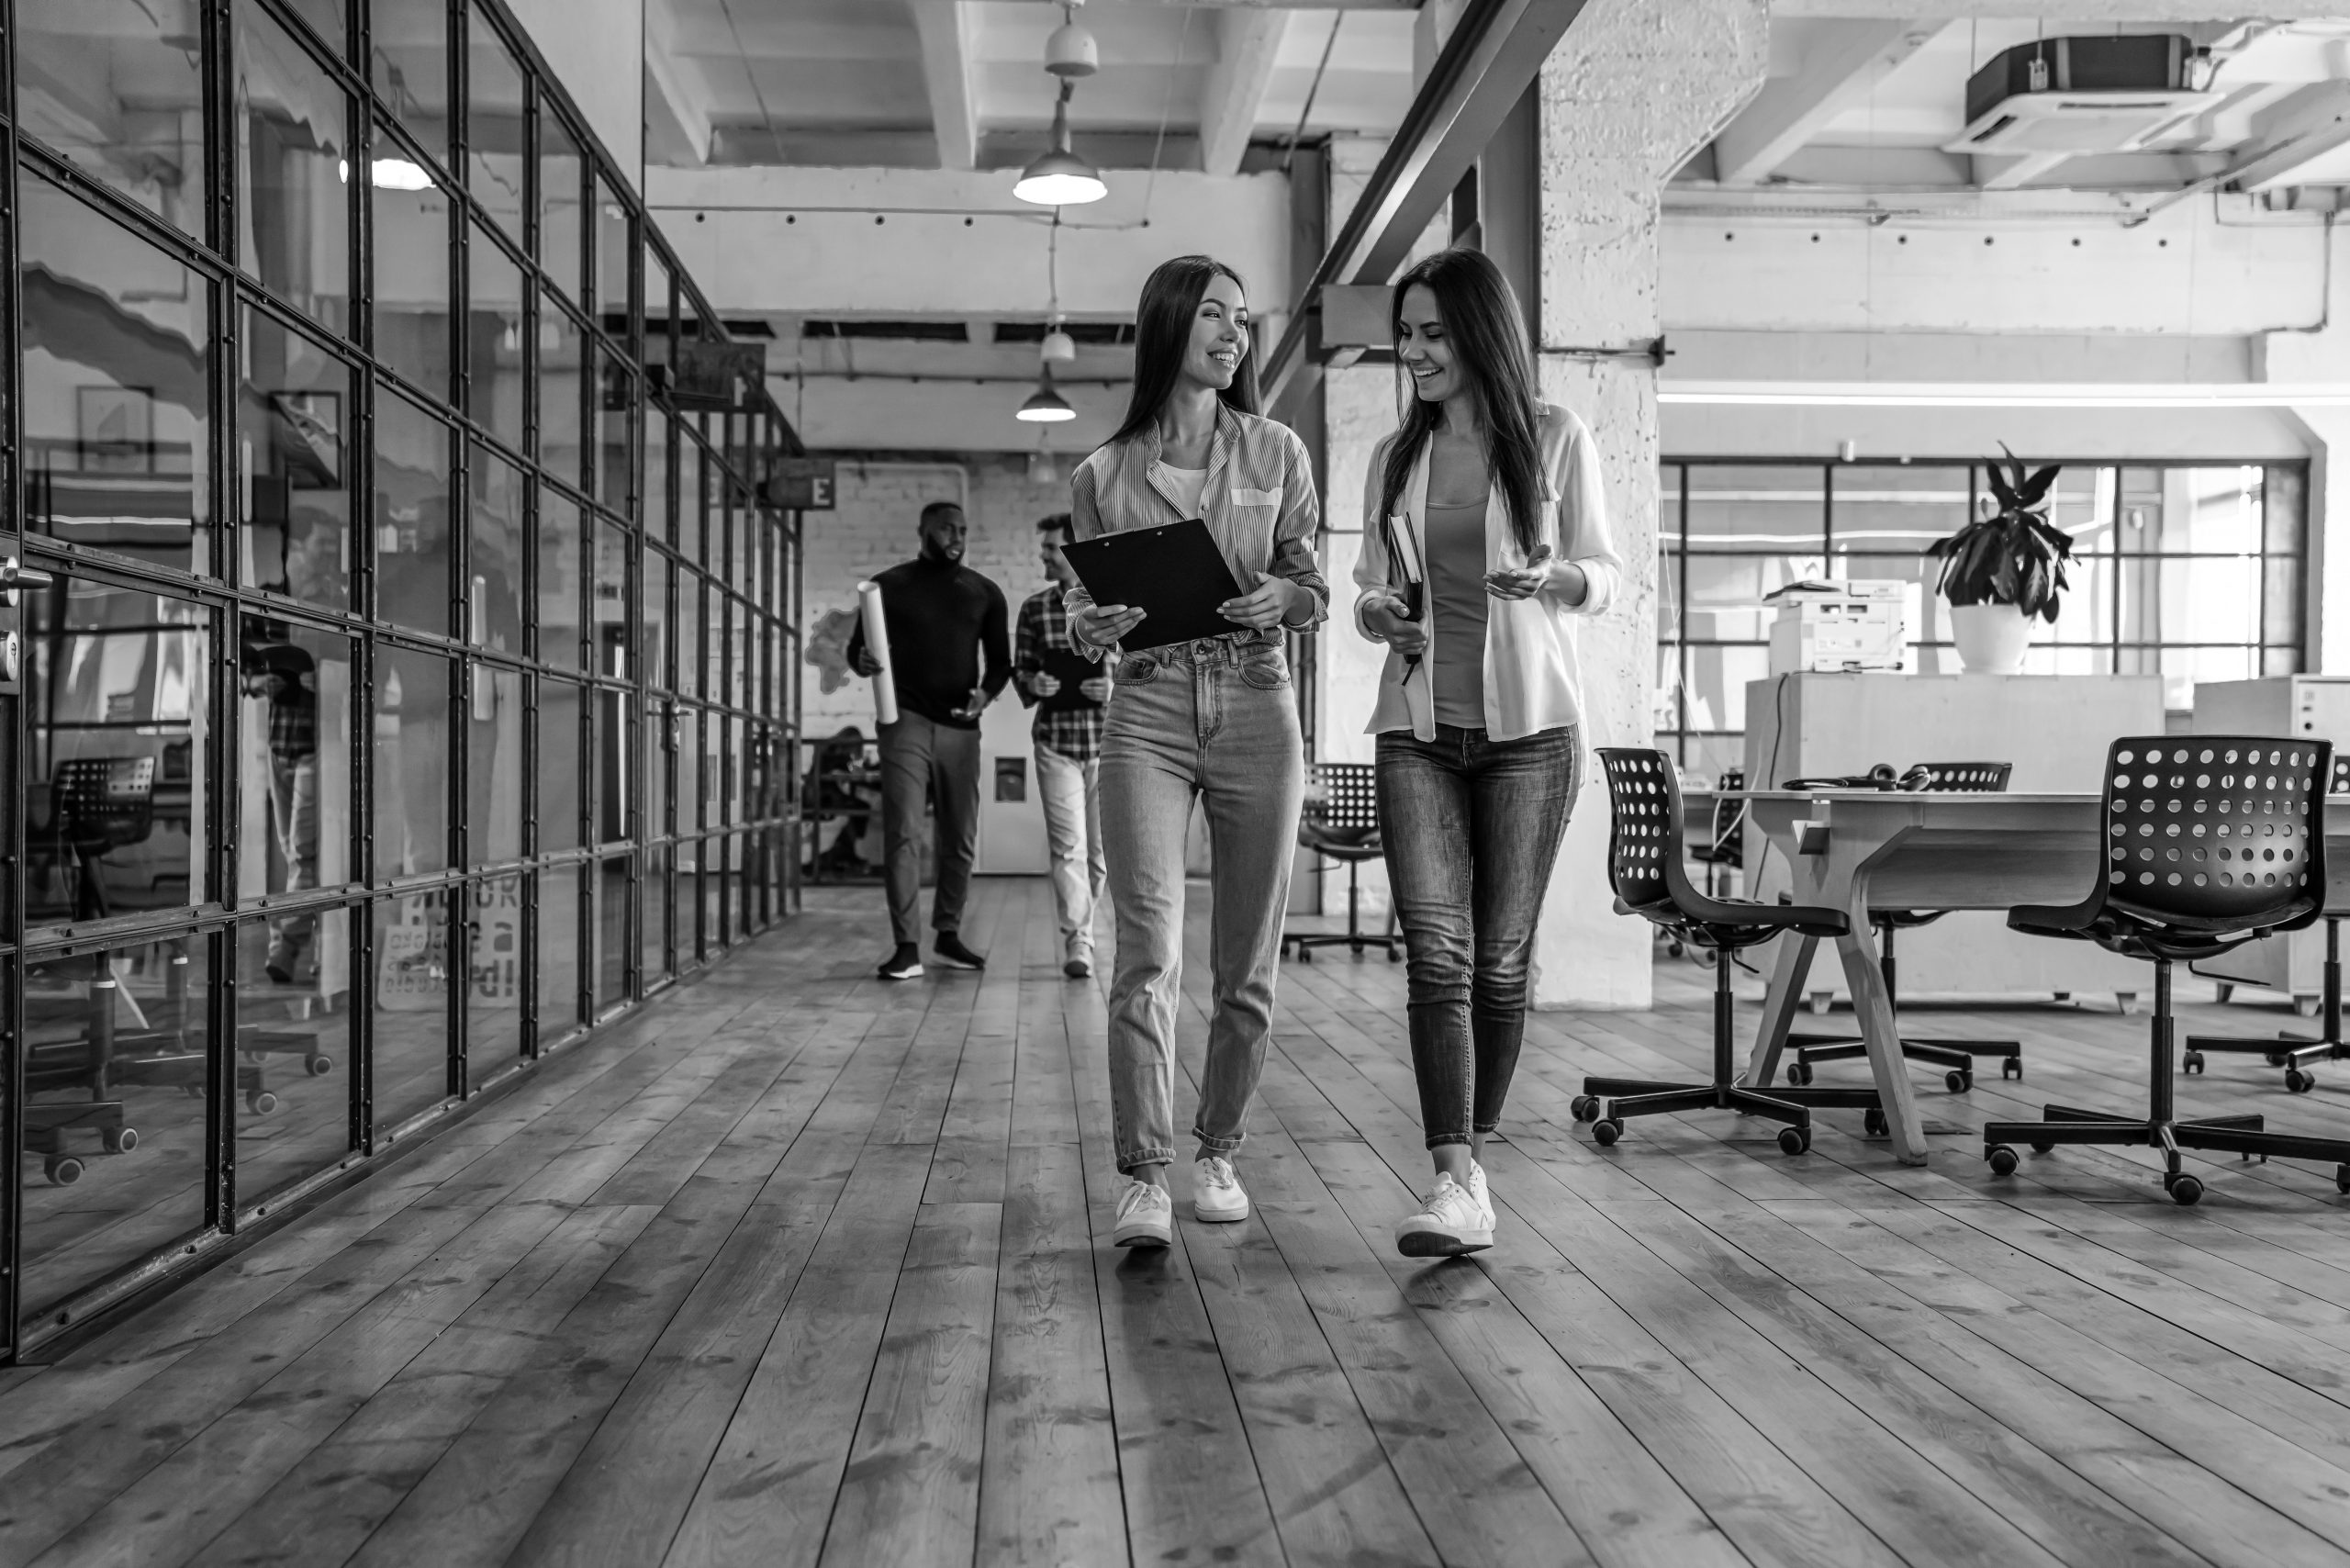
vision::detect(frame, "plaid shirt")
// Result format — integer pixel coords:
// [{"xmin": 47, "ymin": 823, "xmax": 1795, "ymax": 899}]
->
[{"xmin": 1014, "ymin": 588, "xmax": 1106, "ymax": 761}]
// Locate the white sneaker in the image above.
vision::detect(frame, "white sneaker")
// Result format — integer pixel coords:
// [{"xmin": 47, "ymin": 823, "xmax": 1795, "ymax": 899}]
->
[
  {"xmin": 1193, "ymin": 1156, "xmax": 1250, "ymax": 1223},
  {"xmin": 1395, "ymin": 1172, "xmax": 1494, "ymax": 1257},
  {"xmin": 1113, "ymin": 1179, "xmax": 1172, "ymax": 1248},
  {"xmin": 1466, "ymin": 1160, "xmax": 1498, "ymax": 1239}
]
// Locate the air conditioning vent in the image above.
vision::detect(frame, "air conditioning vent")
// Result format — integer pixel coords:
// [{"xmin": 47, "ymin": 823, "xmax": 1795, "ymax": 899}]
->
[{"xmin": 1945, "ymin": 35, "xmax": 2214, "ymax": 156}]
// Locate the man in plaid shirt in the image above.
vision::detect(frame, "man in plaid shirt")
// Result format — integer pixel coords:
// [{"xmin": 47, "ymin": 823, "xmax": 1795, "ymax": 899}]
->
[{"xmin": 1017, "ymin": 515, "xmax": 1113, "ymax": 977}]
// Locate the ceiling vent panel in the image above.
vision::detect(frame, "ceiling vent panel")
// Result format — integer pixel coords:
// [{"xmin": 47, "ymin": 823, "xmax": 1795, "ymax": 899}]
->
[{"xmin": 1946, "ymin": 36, "xmax": 2215, "ymax": 156}]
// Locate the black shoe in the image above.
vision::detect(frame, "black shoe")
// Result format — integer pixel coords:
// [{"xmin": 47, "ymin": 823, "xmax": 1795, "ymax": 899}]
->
[
  {"xmin": 934, "ymin": 934, "xmax": 987, "ymax": 970},
  {"xmin": 878, "ymin": 944, "xmax": 923, "ymax": 981},
  {"xmin": 263, "ymin": 963, "xmax": 294, "ymax": 985}
]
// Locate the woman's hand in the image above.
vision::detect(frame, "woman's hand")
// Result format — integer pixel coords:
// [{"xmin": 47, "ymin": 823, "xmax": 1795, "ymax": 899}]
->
[
  {"xmin": 1026, "ymin": 671, "xmax": 1061, "ymax": 698},
  {"xmin": 1485, "ymin": 548, "xmax": 1584, "ymax": 603},
  {"xmin": 1219, "ymin": 571, "xmax": 1300, "ymax": 631},
  {"xmin": 1080, "ymin": 676, "xmax": 1114, "ymax": 703},
  {"xmin": 1073, "ymin": 601, "xmax": 1147, "ymax": 647},
  {"xmin": 1361, "ymin": 593, "xmax": 1427, "ymax": 655}
]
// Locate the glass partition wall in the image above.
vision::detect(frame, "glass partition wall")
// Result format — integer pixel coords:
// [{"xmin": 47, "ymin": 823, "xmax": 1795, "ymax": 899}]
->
[
  {"xmin": 3, "ymin": 0, "xmax": 803, "ymax": 1354},
  {"xmin": 1656, "ymin": 458, "xmax": 2309, "ymax": 783}
]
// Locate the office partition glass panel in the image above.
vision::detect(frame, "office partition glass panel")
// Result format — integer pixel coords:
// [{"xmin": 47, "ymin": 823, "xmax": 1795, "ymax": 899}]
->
[
  {"xmin": 537, "ymin": 487, "xmax": 584, "ymax": 671},
  {"xmin": 646, "ymin": 695, "xmax": 672, "ymax": 840},
  {"xmin": 373, "ymin": 388, "xmax": 452, "ymax": 635},
  {"xmin": 369, "ymin": 123, "xmax": 452, "ymax": 398},
  {"xmin": 471, "ymin": 666, "xmax": 523, "ymax": 865},
  {"xmin": 538, "ymin": 863, "xmax": 581, "ymax": 1039},
  {"xmin": 21, "ymin": 941, "xmax": 214, "ymax": 1308},
  {"xmin": 235, "ymin": 912, "xmax": 355, "ymax": 1207},
  {"xmin": 596, "ymin": 857, "xmax": 628, "ymax": 1009},
  {"xmin": 234, "ymin": 0, "xmax": 353, "ymax": 337},
  {"xmin": 597, "ymin": 348, "xmax": 632, "ymax": 507},
  {"xmin": 644, "ymin": 246, "xmax": 672, "ymax": 375},
  {"xmin": 20, "ymin": 6, "xmax": 207, "ymax": 236},
  {"xmin": 646, "ymin": 550, "xmax": 674, "ymax": 692},
  {"xmin": 281, "ymin": 0, "xmax": 347, "ymax": 54},
  {"xmin": 21, "ymin": 176, "xmax": 214, "ymax": 576},
  {"xmin": 541, "ymin": 303, "xmax": 585, "ymax": 485},
  {"xmin": 594, "ymin": 517, "xmax": 630, "ymax": 680},
  {"xmin": 677, "ymin": 706, "xmax": 699, "ymax": 832},
  {"xmin": 538, "ymin": 678, "xmax": 583, "ymax": 854},
  {"xmin": 468, "ymin": 443, "xmax": 524, "ymax": 653},
  {"xmin": 593, "ymin": 174, "xmax": 629, "ymax": 323},
  {"xmin": 466, "ymin": 872, "xmax": 523, "ymax": 1084},
  {"xmin": 372, "ymin": 890, "xmax": 452, "ymax": 1126},
  {"xmin": 239, "ymin": 614, "xmax": 354, "ymax": 909},
  {"xmin": 375, "ymin": 644, "xmax": 450, "ymax": 879},
  {"xmin": 26, "ymin": 577, "xmax": 214, "ymax": 928},
  {"xmin": 371, "ymin": 0, "xmax": 451, "ymax": 163},
  {"xmin": 468, "ymin": 225, "xmax": 527, "ymax": 452},
  {"xmin": 239, "ymin": 306, "xmax": 354, "ymax": 609},
  {"xmin": 676, "ymin": 568, "xmax": 702, "ymax": 702},
  {"xmin": 677, "ymin": 432, "xmax": 703, "ymax": 559},
  {"xmin": 641, "ymin": 842, "xmax": 670, "ymax": 981},
  {"xmin": 645, "ymin": 409, "xmax": 673, "ymax": 544},
  {"xmin": 464, "ymin": 12, "xmax": 526, "ymax": 247},
  {"xmin": 540, "ymin": 112, "xmax": 585, "ymax": 306}
]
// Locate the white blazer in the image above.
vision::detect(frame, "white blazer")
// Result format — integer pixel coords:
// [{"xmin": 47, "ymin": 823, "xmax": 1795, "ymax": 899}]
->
[{"xmin": 1351, "ymin": 402, "xmax": 1621, "ymax": 744}]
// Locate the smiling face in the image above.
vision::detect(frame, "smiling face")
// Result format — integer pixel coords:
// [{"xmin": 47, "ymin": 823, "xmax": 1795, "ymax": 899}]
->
[
  {"xmin": 1180, "ymin": 274, "xmax": 1250, "ymax": 393},
  {"xmin": 1396, "ymin": 284, "xmax": 1463, "ymax": 409},
  {"xmin": 1040, "ymin": 530, "xmax": 1077, "ymax": 589}
]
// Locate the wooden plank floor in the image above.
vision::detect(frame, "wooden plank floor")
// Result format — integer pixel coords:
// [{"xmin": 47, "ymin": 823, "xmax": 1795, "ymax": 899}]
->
[{"xmin": 7, "ymin": 879, "xmax": 2350, "ymax": 1567}]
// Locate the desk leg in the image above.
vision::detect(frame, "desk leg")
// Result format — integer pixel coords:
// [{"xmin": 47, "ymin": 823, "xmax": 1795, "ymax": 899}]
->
[
  {"xmin": 1830, "ymin": 859, "xmax": 1927, "ymax": 1165},
  {"xmin": 1747, "ymin": 934, "xmax": 1815, "ymax": 1088}
]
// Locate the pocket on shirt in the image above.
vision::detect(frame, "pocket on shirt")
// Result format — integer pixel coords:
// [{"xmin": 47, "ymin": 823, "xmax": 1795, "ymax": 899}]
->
[{"xmin": 1229, "ymin": 487, "xmax": 1282, "ymax": 509}]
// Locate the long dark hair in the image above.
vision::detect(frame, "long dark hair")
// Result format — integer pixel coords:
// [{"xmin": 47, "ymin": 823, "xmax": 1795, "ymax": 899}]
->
[
  {"xmin": 1378, "ymin": 248, "xmax": 1543, "ymax": 554},
  {"xmin": 1108, "ymin": 255, "xmax": 1259, "ymax": 448}
]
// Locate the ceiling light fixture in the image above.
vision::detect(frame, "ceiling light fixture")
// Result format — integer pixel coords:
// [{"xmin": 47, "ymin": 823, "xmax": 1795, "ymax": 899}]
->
[
  {"xmin": 1017, "ymin": 372, "xmax": 1078, "ymax": 423},
  {"xmin": 1017, "ymin": 5, "xmax": 1106, "ymax": 207},
  {"xmin": 1039, "ymin": 217, "xmax": 1077, "ymax": 364}
]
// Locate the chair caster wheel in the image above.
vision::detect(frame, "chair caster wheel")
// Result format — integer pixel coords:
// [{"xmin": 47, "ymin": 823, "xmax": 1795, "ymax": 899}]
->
[
  {"xmin": 2335, "ymin": 1164, "xmax": 2350, "ymax": 1196},
  {"xmin": 102, "ymin": 1128, "xmax": 137, "ymax": 1154},
  {"xmin": 247, "ymin": 1091, "xmax": 278, "ymax": 1115},
  {"xmin": 2182, "ymin": 1052, "xmax": 2205, "ymax": 1074},
  {"xmin": 1945, "ymin": 1070, "xmax": 1973, "ymax": 1093},
  {"xmin": 1986, "ymin": 1145, "xmax": 2020, "ymax": 1177},
  {"xmin": 44, "ymin": 1155, "xmax": 84, "ymax": 1186},
  {"xmin": 1787, "ymin": 1062, "xmax": 1815, "ymax": 1087},
  {"xmin": 2287, "ymin": 1069, "xmax": 2315, "ymax": 1094},
  {"xmin": 1591, "ymin": 1119, "xmax": 1623, "ymax": 1147},
  {"xmin": 1776, "ymin": 1126, "xmax": 1811, "ymax": 1157},
  {"xmin": 1571, "ymin": 1095, "xmax": 1596, "ymax": 1123},
  {"xmin": 2030, "ymin": 1140, "xmax": 2054, "ymax": 1155},
  {"xmin": 2002, "ymin": 1058, "xmax": 2023, "ymax": 1080},
  {"xmin": 1863, "ymin": 1109, "xmax": 1887, "ymax": 1137},
  {"xmin": 1297, "ymin": 949, "xmax": 1313, "ymax": 964},
  {"xmin": 1386, "ymin": 948, "xmax": 1401, "ymax": 963},
  {"xmin": 307, "ymin": 1054, "xmax": 333, "ymax": 1076},
  {"xmin": 2166, "ymin": 1173, "xmax": 2205, "ymax": 1206}
]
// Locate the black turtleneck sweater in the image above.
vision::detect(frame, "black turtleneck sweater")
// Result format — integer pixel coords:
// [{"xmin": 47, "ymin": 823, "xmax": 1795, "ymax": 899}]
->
[{"xmin": 845, "ymin": 554, "xmax": 1012, "ymax": 730}]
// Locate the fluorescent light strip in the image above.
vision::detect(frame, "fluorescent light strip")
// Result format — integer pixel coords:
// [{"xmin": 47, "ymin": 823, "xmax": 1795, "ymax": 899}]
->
[{"xmin": 1658, "ymin": 382, "xmax": 2350, "ymax": 409}]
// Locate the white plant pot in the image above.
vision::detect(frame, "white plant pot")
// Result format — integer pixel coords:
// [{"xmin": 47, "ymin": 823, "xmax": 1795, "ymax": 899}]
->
[{"xmin": 1949, "ymin": 601, "xmax": 2033, "ymax": 675}]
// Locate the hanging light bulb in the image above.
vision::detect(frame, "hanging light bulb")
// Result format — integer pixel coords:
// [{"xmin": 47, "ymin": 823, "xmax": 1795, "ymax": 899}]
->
[
  {"xmin": 1017, "ymin": 372, "xmax": 1077, "ymax": 423},
  {"xmin": 1016, "ymin": 90, "xmax": 1106, "ymax": 206},
  {"xmin": 1039, "ymin": 322, "xmax": 1077, "ymax": 364}
]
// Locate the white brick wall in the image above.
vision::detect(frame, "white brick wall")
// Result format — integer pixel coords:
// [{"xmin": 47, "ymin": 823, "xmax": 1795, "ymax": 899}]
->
[{"xmin": 801, "ymin": 454, "xmax": 1070, "ymax": 736}]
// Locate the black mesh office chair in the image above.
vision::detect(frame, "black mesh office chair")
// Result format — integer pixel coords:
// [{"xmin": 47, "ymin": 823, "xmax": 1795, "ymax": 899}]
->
[
  {"xmin": 28, "ymin": 756, "xmax": 156, "ymax": 920},
  {"xmin": 1984, "ymin": 737, "xmax": 2350, "ymax": 1205},
  {"xmin": 1281, "ymin": 762, "xmax": 1402, "ymax": 962},
  {"xmin": 1571, "ymin": 749, "xmax": 1886, "ymax": 1155},
  {"xmin": 2181, "ymin": 752, "xmax": 2350, "ymax": 1092},
  {"xmin": 1784, "ymin": 761, "xmax": 2024, "ymax": 1092}
]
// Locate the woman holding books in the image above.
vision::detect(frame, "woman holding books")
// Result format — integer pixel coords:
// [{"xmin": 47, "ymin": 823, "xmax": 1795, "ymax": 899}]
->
[
  {"xmin": 1064, "ymin": 254, "xmax": 1327, "ymax": 1249},
  {"xmin": 1355, "ymin": 247, "xmax": 1624, "ymax": 1257}
]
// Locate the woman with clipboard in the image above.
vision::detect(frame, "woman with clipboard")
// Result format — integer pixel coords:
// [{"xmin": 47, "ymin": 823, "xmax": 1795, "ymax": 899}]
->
[
  {"xmin": 1355, "ymin": 248, "xmax": 1624, "ymax": 1259},
  {"xmin": 1065, "ymin": 254, "xmax": 1327, "ymax": 1249}
]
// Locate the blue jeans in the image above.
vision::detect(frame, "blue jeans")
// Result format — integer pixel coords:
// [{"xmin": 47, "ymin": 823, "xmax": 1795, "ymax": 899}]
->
[
  {"xmin": 1101, "ymin": 637, "xmax": 1304, "ymax": 1174},
  {"xmin": 1376, "ymin": 723, "xmax": 1580, "ymax": 1148}
]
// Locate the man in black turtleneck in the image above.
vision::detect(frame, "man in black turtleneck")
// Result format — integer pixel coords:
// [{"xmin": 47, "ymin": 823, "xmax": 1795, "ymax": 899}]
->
[{"xmin": 847, "ymin": 500, "xmax": 1010, "ymax": 980}]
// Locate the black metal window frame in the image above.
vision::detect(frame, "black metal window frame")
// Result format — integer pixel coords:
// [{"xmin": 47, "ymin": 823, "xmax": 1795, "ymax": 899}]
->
[
  {"xmin": 0, "ymin": 0, "xmax": 806, "ymax": 1358},
  {"xmin": 1657, "ymin": 454, "xmax": 2311, "ymax": 773}
]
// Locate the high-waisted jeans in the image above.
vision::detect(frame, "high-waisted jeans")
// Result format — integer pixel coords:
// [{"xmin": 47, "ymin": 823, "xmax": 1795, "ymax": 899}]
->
[
  {"xmin": 1376, "ymin": 723, "xmax": 1579, "ymax": 1149},
  {"xmin": 1101, "ymin": 636, "xmax": 1304, "ymax": 1174}
]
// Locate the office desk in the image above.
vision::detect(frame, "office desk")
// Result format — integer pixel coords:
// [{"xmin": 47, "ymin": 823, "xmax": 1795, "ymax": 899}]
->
[{"xmin": 1735, "ymin": 790, "xmax": 2350, "ymax": 1167}]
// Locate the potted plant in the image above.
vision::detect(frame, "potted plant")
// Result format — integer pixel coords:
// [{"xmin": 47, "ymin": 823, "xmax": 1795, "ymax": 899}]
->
[{"xmin": 1923, "ymin": 446, "xmax": 2076, "ymax": 675}]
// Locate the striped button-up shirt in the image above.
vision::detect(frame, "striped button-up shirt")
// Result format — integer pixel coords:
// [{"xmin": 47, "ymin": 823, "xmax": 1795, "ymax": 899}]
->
[{"xmin": 1066, "ymin": 403, "xmax": 1328, "ymax": 655}]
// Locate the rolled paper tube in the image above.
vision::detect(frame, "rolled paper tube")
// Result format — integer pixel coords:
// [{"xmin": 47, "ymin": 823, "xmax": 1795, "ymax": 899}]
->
[{"xmin": 856, "ymin": 580, "xmax": 898, "ymax": 726}]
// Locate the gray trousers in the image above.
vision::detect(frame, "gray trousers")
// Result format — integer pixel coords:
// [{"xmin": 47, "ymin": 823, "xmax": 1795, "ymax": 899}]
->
[{"xmin": 878, "ymin": 712, "xmax": 981, "ymax": 946}]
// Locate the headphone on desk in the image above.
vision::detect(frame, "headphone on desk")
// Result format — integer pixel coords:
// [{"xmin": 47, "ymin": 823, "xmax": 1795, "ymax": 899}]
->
[{"xmin": 1778, "ymin": 762, "xmax": 1935, "ymax": 793}]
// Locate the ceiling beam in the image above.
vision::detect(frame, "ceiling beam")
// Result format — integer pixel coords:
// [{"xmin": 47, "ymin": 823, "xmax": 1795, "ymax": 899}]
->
[
  {"xmin": 1712, "ymin": 19, "xmax": 1945, "ymax": 185},
  {"xmin": 1199, "ymin": 7, "xmax": 1295, "ymax": 178},
  {"xmin": 2227, "ymin": 83, "xmax": 2350, "ymax": 189},
  {"xmin": 1978, "ymin": 151, "xmax": 2074, "ymax": 190},
  {"xmin": 643, "ymin": 0, "xmax": 713, "ymax": 168},
  {"xmin": 911, "ymin": 1, "xmax": 981, "ymax": 172},
  {"xmin": 1262, "ymin": 0, "xmax": 1594, "ymax": 407}
]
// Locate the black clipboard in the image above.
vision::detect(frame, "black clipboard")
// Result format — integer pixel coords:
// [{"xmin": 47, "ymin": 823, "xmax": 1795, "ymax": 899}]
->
[
  {"xmin": 1059, "ymin": 518, "xmax": 1248, "ymax": 652},
  {"xmin": 1037, "ymin": 646, "xmax": 1101, "ymax": 712}
]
